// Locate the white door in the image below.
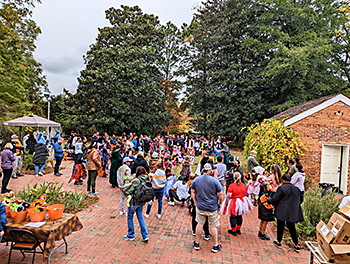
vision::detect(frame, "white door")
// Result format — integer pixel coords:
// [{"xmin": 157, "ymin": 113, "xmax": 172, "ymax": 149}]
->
[{"xmin": 321, "ymin": 146, "xmax": 341, "ymax": 187}]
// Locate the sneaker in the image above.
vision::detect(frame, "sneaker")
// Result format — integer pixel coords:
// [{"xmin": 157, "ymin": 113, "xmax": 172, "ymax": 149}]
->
[
  {"xmin": 157, "ymin": 214, "xmax": 161, "ymax": 219},
  {"xmin": 204, "ymin": 234, "xmax": 212, "ymax": 241},
  {"xmin": 91, "ymin": 192, "xmax": 99, "ymax": 195},
  {"xmin": 144, "ymin": 213, "xmax": 149, "ymax": 219},
  {"xmin": 192, "ymin": 232, "xmax": 196, "ymax": 237},
  {"xmin": 38, "ymin": 172, "xmax": 43, "ymax": 176},
  {"xmin": 236, "ymin": 230, "xmax": 241, "ymax": 235},
  {"xmin": 294, "ymin": 245, "xmax": 300, "ymax": 253},
  {"xmin": 142, "ymin": 237, "xmax": 149, "ymax": 243},
  {"xmin": 181, "ymin": 201, "xmax": 185, "ymax": 207},
  {"xmin": 212, "ymin": 244, "xmax": 222, "ymax": 253},
  {"xmin": 16, "ymin": 173, "xmax": 24, "ymax": 176},
  {"xmin": 123, "ymin": 235, "xmax": 135, "ymax": 241},
  {"xmin": 193, "ymin": 241, "xmax": 200, "ymax": 250},
  {"xmin": 120, "ymin": 211, "xmax": 125, "ymax": 216},
  {"xmin": 35, "ymin": 174, "xmax": 38, "ymax": 177},
  {"xmin": 228, "ymin": 230, "xmax": 237, "ymax": 236},
  {"xmin": 168, "ymin": 201, "xmax": 175, "ymax": 206},
  {"xmin": 273, "ymin": 241, "xmax": 282, "ymax": 249},
  {"xmin": 12, "ymin": 175, "xmax": 18, "ymax": 179},
  {"xmin": 54, "ymin": 173, "xmax": 61, "ymax": 177},
  {"xmin": 260, "ymin": 234, "xmax": 270, "ymax": 240},
  {"xmin": 74, "ymin": 182, "xmax": 83, "ymax": 185},
  {"xmin": 57, "ymin": 173, "xmax": 63, "ymax": 176}
]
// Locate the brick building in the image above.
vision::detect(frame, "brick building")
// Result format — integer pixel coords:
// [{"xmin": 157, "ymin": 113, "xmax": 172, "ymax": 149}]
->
[{"xmin": 272, "ymin": 93, "xmax": 350, "ymax": 195}]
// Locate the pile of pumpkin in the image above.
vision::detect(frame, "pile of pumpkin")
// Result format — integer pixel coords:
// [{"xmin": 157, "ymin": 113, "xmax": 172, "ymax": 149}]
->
[{"xmin": 2, "ymin": 192, "xmax": 65, "ymax": 222}]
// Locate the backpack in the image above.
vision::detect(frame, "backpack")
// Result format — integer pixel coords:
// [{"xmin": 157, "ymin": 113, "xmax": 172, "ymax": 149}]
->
[{"xmin": 133, "ymin": 177, "xmax": 154, "ymax": 203}]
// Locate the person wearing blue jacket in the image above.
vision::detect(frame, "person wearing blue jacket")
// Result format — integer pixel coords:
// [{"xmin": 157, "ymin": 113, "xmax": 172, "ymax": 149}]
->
[
  {"xmin": 0, "ymin": 202, "xmax": 7, "ymax": 243},
  {"xmin": 54, "ymin": 137, "xmax": 64, "ymax": 176}
]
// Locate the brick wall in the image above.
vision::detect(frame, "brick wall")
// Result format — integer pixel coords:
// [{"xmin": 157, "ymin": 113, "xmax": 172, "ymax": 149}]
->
[{"xmin": 291, "ymin": 101, "xmax": 350, "ymax": 194}]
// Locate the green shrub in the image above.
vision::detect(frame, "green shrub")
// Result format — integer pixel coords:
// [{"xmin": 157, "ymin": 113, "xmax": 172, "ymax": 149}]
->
[
  {"xmin": 22, "ymin": 149, "xmax": 35, "ymax": 170},
  {"xmin": 296, "ymin": 188, "xmax": 340, "ymax": 238},
  {"xmin": 227, "ymin": 141, "xmax": 240, "ymax": 149},
  {"xmin": 15, "ymin": 181, "xmax": 94, "ymax": 213}
]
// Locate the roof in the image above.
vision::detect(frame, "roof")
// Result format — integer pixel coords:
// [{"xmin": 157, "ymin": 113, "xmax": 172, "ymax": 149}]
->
[{"xmin": 271, "ymin": 93, "xmax": 350, "ymax": 127}]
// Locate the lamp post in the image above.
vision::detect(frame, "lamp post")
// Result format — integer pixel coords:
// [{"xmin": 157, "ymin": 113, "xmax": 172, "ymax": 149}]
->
[{"xmin": 44, "ymin": 93, "xmax": 51, "ymax": 136}]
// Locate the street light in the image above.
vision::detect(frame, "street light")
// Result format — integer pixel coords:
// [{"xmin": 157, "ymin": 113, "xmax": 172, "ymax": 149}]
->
[{"xmin": 44, "ymin": 93, "xmax": 51, "ymax": 120}]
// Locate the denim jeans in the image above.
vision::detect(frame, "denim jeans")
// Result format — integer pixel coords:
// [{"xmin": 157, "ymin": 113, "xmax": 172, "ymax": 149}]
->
[
  {"xmin": 54, "ymin": 157, "xmax": 62, "ymax": 174},
  {"xmin": 35, "ymin": 162, "xmax": 46, "ymax": 175},
  {"xmin": 146, "ymin": 187, "xmax": 164, "ymax": 215},
  {"xmin": 127, "ymin": 205, "xmax": 149, "ymax": 239}
]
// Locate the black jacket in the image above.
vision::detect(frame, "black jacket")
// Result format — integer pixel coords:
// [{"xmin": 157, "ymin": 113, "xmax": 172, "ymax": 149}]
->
[
  {"xmin": 131, "ymin": 156, "xmax": 149, "ymax": 174},
  {"xmin": 32, "ymin": 143, "xmax": 48, "ymax": 165},
  {"xmin": 267, "ymin": 183, "xmax": 304, "ymax": 223}
]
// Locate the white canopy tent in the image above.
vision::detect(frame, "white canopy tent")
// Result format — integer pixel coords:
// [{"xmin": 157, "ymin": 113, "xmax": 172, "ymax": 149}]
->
[
  {"xmin": 3, "ymin": 114, "xmax": 61, "ymax": 139},
  {"xmin": 3, "ymin": 114, "xmax": 60, "ymax": 127}
]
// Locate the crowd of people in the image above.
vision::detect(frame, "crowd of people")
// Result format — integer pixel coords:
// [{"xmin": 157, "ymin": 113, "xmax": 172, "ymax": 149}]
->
[{"xmin": 0, "ymin": 130, "xmax": 306, "ymax": 255}]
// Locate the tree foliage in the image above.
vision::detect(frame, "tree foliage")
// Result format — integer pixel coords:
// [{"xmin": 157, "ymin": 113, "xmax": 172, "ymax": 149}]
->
[
  {"xmin": 183, "ymin": 0, "xmax": 348, "ymax": 138},
  {"xmin": 0, "ymin": 0, "xmax": 48, "ymax": 122},
  {"xmin": 74, "ymin": 5, "xmax": 169, "ymax": 135},
  {"xmin": 243, "ymin": 119, "xmax": 306, "ymax": 169}
]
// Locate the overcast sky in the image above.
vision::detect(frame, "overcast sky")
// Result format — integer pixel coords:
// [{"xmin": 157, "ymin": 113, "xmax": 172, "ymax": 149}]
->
[{"xmin": 32, "ymin": 0, "xmax": 200, "ymax": 95}]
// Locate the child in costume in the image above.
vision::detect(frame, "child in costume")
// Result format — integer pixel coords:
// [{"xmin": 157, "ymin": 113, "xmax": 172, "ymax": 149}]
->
[
  {"xmin": 123, "ymin": 176, "xmax": 133, "ymax": 207},
  {"xmin": 247, "ymin": 171, "xmax": 260, "ymax": 206},
  {"xmin": 221, "ymin": 172, "xmax": 253, "ymax": 236}
]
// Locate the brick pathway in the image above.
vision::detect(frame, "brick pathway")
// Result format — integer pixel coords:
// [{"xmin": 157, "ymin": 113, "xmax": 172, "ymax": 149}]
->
[{"xmin": 0, "ymin": 160, "xmax": 308, "ymax": 263}]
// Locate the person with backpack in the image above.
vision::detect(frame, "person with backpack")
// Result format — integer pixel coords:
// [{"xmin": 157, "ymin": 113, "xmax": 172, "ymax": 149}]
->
[
  {"xmin": 123, "ymin": 166, "xmax": 150, "ymax": 242},
  {"xmin": 144, "ymin": 163, "xmax": 166, "ymax": 219}
]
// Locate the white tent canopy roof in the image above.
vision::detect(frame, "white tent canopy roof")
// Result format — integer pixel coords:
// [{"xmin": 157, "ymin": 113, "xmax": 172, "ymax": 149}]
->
[{"xmin": 3, "ymin": 114, "xmax": 61, "ymax": 127}]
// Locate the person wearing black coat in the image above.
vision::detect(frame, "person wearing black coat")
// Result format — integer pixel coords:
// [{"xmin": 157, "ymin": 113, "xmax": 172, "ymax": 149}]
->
[
  {"xmin": 131, "ymin": 152, "xmax": 149, "ymax": 174},
  {"xmin": 267, "ymin": 174, "xmax": 304, "ymax": 253},
  {"xmin": 32, "ymin": 143, "xmax": 48, "ymax": 177}
]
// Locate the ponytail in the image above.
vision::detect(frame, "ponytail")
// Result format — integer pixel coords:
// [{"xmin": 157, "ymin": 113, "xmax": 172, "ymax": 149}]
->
[{"xmin": 234, "ymin": 172, "xmax": 241, "ymax": 185}]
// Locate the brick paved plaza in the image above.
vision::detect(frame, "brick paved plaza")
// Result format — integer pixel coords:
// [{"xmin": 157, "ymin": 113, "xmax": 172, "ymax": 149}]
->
[{"xmin": 0, "ymin": 161, "xmax": 308, "ymax": 264}]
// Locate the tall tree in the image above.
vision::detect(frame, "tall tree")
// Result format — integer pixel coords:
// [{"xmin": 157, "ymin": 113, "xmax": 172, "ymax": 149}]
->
[
  {"xmin": 184, "ymin": 0, "xmax": 348, "ymax": 138},
  {"xmin": 0, "ymin": 0, "xmax": 48, "ymax": 121},
  {"xmin": 75, "ymin": 5, "xmax": 169, "ymax": 135},
  {"xmin": 184, "ymin": 0, "xmax": 269, "ymax": 138},
  {"xmin": 159, "ymin": 22, "xmax": 185, "ymax": 131}
]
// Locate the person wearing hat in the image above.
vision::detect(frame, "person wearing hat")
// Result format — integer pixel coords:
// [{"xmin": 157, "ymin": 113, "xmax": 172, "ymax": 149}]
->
[
  {"xmin": 191, "ymin": 163, "xmax": 224, "ymax": 253},
  {"xmin": 267, "ymin": 174, "xmax": 304, "ymax": 253},
  {"xmin": 247, "ymin": 150, "xmax": 259, "ymax": 178},
  {"xmin": 1, "ymin": 143, "xmax": 16, "ymax": 193},
  {"xmin": 117, "ymin": 157, "xmax": 132, "ymax": 215},
  {"xmin": 10, "ymin": 134, "xmax": 24, "ymax": 178},
  {"xmin": 86, "ymin": 142, "xmax": 102, "ymax": 195}
]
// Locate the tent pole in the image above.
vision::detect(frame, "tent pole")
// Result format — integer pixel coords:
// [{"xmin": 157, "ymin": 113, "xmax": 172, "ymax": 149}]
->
[{"xmin": 19, "ymin": 126, "xmax": 22, "ymax": 143}]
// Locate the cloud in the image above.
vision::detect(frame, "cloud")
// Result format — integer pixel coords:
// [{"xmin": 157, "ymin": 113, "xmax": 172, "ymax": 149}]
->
[{"xmin": 39, "ymin": 55, "xmax": 83, "ymax": 75}]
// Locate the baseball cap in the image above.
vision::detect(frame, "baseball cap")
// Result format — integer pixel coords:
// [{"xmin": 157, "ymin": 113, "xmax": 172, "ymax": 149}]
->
[
  {"xmin": 11, "ymin": 134, "xmax": 18, "ymax": 139},
  {"xmin": 123, "ymin": 157, "xmax": 132, "ymax": 163},
  {"xmin": 203, "ymin": 163, "xmax": 212, "ymax": 171},
  {"xmin": 251, "ymin": 150, "xmax": 257, "ymax": 155},
  {"xmin": 151, "ymin": 152, "xmax": 159, "ymax": 159}
]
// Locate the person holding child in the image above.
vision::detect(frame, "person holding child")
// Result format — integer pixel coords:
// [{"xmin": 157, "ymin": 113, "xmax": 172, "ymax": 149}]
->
[{"xmin": 123, "ymin": 166, "xmax": 150, "ymax": 242}]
